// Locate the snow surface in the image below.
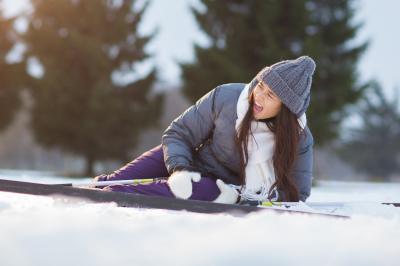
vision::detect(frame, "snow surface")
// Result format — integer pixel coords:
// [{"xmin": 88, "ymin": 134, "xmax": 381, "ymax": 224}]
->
[{"xmin": 1, "ymin": 170, "xmax": 400, "ymax": 266}]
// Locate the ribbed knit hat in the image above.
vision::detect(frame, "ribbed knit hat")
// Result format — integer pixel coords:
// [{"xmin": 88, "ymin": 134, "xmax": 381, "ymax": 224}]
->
[{"xmin": 251, "ymin": 55, "xmax": 316, "ymax": 118}]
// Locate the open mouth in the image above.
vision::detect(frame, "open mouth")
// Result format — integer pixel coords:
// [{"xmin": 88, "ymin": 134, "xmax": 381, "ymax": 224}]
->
[{"xmin": 253, "ymin": 102, "xmax": 263, "ymax": 113}]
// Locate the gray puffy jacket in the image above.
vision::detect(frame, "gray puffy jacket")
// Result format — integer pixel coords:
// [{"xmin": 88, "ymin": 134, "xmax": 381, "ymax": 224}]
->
[{"xmin": 162, "ymin": 83, "xmax": 314, "ymax": 201}]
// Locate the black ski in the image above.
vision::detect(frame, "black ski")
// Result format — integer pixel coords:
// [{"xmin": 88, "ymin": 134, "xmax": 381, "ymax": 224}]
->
[{"xmin": 0, "ymin": 179, "xmax": 351, "ymax": 218}]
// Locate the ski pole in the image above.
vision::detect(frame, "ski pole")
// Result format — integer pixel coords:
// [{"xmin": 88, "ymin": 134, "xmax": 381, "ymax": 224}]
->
[
  {"xmin": 261, "ymin": 201, "xmax": 345, "ymax": 207},
  {"xmin": 56, "ymin": 178, "xmax": 163, "ymax": 187},
  {"xmin": 261, "ymin": 201, "xmax": 400, "ymax": 208}
]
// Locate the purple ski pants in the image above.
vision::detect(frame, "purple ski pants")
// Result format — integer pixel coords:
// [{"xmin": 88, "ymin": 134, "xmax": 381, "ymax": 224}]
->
[{"xmin": 97, "ymin": 144, "xmax": 220, "ymax": 201}]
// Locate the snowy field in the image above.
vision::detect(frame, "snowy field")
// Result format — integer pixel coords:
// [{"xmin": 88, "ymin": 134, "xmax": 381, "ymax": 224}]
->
[{"xmin": 1, "ymin": 170, "xmax": 400, "ymax": 266}]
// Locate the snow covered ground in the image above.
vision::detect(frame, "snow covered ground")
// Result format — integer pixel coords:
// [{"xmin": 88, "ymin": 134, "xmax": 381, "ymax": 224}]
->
[{"xmin": 1, "ymin": 170, "xmax": 400, "ymax": 266}]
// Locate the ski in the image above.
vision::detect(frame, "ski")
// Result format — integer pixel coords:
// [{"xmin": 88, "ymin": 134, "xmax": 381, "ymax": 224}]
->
[
  {"xmin": 55, "ymin": 179, "xmax": 400, "ymax": 208},
  {"xmin": 0, "ymin": 178, "xmax": 351, "ymax": 218}
]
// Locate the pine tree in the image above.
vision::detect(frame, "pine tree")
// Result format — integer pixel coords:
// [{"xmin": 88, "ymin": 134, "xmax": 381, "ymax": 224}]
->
[
  {"xmin": 0, "ymin": 9, "xmax": 25, "ymax": 131},
  {"xmin": 23, "ymin": 0, "xmax": 163, "ymax": 176},
  {"xmin": 181, "ymin": 0, "xmax": 368, "ymax": 145},
  {"xmin": 336, "ymin": 81, "xmax": 400, "ymax": 180}
]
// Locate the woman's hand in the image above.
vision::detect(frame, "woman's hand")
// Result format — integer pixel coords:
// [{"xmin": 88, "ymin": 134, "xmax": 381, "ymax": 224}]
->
[
  {"xmin": 213, "ymin": 179, "xmax": 239, "ymax": 204},
  {"xmin": 167, "ymin": 170, "xmax": 201, "ymax": 199}
]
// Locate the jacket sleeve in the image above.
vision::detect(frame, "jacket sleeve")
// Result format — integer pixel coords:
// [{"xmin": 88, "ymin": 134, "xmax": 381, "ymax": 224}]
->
[
  {"xmin": 292, "ymin": 127, "xmax": 314, "ymax": 202},
  {"xmin": 162, "ymin": 86, "xmax": 220, "ymax": 174}
]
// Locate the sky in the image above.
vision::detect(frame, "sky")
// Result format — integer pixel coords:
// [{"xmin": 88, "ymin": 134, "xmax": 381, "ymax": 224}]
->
[{"xmin": 2, "ymin": 0, "xmax": 399, "ymax": 99}]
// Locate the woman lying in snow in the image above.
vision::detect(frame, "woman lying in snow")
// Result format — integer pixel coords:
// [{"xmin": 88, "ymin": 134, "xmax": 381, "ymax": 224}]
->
[{"xmin": 93, "ymin": 55, "xmax": 316, "ymax": 204}]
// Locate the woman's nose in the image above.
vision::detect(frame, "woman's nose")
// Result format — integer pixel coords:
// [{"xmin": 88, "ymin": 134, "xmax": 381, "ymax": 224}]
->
[{"xmin": 255, "ymin": 89, "xmax": 266, "ymax": 100}]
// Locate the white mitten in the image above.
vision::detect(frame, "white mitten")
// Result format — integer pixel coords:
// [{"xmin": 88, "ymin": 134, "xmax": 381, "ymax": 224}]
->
[
  {"xmin": 168, "ymin": 170, "xmax": 201, "ymax": 199},
  {"xmin": 213, "ymin": 179, "xmax": 239, "ymax": 204}
]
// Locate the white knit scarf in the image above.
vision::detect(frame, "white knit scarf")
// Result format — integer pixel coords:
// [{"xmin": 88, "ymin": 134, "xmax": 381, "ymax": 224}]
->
[{"xmin": 235, "ymin": 83, "xmax": 307, "ymax": 201}]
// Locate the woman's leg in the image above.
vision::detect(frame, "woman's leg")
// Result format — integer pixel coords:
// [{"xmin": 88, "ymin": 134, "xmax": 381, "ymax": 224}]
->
[
  {"xmin": 104, "ymin": 176, "xmax": 221, "ymax": 201},
  {"xmin": 100, "ymin": 144, "xmax": 174, "ymax": 197},
  {"xmin": 100, "ymin": 144, "xmax": 221, "ymax": 201},
  {"xmin": 97, "ymin": 144, "xmax": 169, "ymax": 181},
  {"xmin": 103, "ymin": 179, "xmax": 174, "ymax": 197},
  {"xmin": 190, "ymin": 177, "xmax": 220, "ymax": 201}
]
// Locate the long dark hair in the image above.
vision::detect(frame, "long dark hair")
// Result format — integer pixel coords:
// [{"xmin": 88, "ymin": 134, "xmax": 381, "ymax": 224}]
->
[{"xmin": 235, "ymin": 85, "xmax": 301, "ymax": 201}]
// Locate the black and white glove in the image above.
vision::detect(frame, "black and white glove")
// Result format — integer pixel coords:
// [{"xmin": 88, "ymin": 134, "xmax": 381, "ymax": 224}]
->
[
  {"xmin": 213, "ymin": 179, "xmax": 240, "ymax": 204},
  {"xmin": 167, "ymin": 170, "xmax": 201, "ymax": 199}
]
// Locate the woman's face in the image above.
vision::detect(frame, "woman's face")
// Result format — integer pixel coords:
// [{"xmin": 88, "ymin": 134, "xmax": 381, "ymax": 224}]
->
[{"xmin": 251, "ymin": 80, "xmax": 282, "ymax": 120}]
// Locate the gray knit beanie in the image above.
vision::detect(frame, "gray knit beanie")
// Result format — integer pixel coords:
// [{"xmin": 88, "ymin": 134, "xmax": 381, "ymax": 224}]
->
[{"xmin": 252, "ymin": 55, "xmax": 316, "ymax": 118}]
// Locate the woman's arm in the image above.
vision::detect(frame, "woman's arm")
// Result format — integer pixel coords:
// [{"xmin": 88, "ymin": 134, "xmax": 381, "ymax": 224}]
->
[{"xmin": 162, "ymin": 86, "xmax": 220, "ymax": 175}]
